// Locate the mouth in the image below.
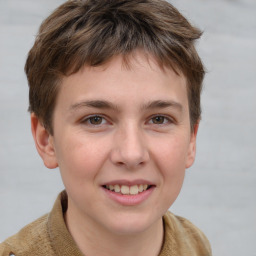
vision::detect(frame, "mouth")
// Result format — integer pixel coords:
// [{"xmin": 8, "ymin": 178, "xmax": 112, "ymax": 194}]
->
[{"xmin": 102, "ymin": 184, "xmax": 153, "ymax": 196}]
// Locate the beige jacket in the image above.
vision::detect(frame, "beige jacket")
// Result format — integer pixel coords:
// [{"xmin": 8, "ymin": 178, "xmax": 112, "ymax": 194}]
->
[{"xmin": 0, "ymin": 191, "xmax": 212, "ymax": 256}]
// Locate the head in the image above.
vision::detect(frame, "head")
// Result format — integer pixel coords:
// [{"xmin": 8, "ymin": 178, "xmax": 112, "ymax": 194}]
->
[
  {"xmin": 27, "ymin": 0, "xmax": 205, "ymax": 239},
  {"xmin": 25, "ymin": 0, "xmax": 204, "ymax": 135}
]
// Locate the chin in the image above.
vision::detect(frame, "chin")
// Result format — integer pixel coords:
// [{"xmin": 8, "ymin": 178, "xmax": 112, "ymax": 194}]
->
[
  {"xmin": 105, "ymin": 212, "xmax": 160, "ymax": 236},
  {"xmin": 110, "ymin": 224, "xmax": 149, "ymax": 236}
]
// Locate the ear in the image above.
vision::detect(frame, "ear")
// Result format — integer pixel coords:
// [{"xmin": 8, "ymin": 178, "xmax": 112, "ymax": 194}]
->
[
  {"xmin": 31, "ymin": 113, "xmax": 58, "ymax": 169},
  {"xmin": 185, "ymin": 122, "xmax": 199, "ymax": 169}
]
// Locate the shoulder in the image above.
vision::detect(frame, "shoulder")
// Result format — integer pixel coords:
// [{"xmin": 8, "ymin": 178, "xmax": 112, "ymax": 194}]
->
[
  {"xmin": 162, "ymin": 211, "xmax": 212, "ymax": 256},
  {"xmin": 0, "ymin": 214, "xmax": 54, "ymax": 256}
]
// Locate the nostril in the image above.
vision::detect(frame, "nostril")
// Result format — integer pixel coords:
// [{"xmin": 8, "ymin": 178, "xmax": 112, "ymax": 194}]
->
[{"xmin": 116, "ymin": 161, "xmax": 125, "ymax": 166}]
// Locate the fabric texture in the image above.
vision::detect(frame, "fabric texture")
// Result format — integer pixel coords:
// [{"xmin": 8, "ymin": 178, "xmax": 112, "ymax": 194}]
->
[{"xmin": 0, "ymin": 191, "xmax": 211, "ymax": 256}]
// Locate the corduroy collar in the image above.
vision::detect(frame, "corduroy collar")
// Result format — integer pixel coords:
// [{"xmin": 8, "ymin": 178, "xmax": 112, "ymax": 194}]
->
[{"xmin": 47, "ymin": 191, "xmax": 84, "ymax": 256}]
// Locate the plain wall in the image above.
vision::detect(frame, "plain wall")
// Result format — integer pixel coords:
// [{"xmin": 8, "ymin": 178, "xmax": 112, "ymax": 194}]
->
[{"xmin": 0, "ymin": 1, "xmax": 255, "ymax": 255}]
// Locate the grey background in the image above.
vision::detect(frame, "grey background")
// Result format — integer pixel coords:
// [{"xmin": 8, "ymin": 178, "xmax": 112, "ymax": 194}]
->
[{"xmin": 0, "ymin": 0, "xmax": 255, "ymax": 255}]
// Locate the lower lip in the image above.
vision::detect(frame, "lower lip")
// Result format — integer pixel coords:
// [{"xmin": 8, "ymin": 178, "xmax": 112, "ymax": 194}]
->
[{"xmin": 102, "ymin": 186, "xmax": 155, "ymax": 206}]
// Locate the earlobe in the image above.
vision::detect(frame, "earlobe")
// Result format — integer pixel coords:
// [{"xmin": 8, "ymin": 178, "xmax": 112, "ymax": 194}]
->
[
  {"xmin": 185, "ymin": 122, "xmax": 199, "ymax": 169},
  {"xmin": 31, "ymin": 113, "xmax": 58, "ymax": 169}
]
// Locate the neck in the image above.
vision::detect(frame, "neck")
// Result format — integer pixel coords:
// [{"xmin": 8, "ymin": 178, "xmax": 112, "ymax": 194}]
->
[{"xmin": 65, "ymin": 207, "xmax": 164, "ymax": 256}]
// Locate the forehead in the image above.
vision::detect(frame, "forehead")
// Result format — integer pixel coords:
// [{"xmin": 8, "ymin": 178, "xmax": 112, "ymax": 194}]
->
[
  {"xmin": 64, "ymin": 51, "xmax": 186, "ymax": 87},
  {"xmin": 56, "ymin": 51, "xmax": 188, "ymax": 109},
  {"xmin": 89, "ymin": 51, "xmax": 184, "ymax": 78}
]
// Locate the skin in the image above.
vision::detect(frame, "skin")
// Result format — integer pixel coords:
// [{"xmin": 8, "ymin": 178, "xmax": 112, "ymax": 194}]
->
[{"xmin": 31, "ymin": 52, "xmax": 199, "ymax": 256}]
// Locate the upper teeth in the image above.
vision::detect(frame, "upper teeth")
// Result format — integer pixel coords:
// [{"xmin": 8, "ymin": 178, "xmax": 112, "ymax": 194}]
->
[{"xmin": 105, "ymin": 184, "xmax": 149, "ymax": 195}]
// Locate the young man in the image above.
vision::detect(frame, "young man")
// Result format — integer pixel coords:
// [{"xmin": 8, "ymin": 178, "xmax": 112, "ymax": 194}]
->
[{"xmin": 0, "ymin": 0, "xmax": 211, "ymax": 255}]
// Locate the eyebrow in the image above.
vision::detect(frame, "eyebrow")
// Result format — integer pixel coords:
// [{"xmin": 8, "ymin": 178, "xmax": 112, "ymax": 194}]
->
[
  {"xmin": 141, "ymin": 100, "xmax": 183, "ymax": 112},
  {"xmin": 69, "ymin": 99, "xmax": 183, "ymax": 112},
  {"xmin": 69, "ymin": 100, "xmax": 118, "ymax": 112}
]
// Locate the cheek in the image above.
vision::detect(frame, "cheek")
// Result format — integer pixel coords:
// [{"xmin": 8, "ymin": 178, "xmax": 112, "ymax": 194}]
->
[
  {"xmin": 155, "ymin": 135, "xmax": 190, "ymax": 171},
  {"xmin": 151, "ymin": 139, "xmax": 187, "ymax": 214},
  {"xmin": 154, "ymin": 135, "xmax": 188, "ymax": 191},
  {"xmin": 56, "ymin": 135, "xmax": 109, "ymax": 182},
  {"xmin": 157, "ymin": 140, "xmax": 187, "ymax": 197}
]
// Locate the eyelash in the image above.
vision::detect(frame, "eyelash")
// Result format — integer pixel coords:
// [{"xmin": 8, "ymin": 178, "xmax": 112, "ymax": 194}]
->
[
  {"xmin": 148, "ymin": 115, "xmax": 174, "ymax": 125},
  {"xmin": 81, "ymin": 114, "xmax": 174, "ymax": 127},
  {"xmin": 81, "ymin": 115, "xmax": 108, "ymax": 126}
]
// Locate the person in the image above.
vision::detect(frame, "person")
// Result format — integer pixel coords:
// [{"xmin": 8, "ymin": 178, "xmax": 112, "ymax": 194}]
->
[{"xmin": 0, "ymin": 0, "xmax": 212, "ymax": 255}]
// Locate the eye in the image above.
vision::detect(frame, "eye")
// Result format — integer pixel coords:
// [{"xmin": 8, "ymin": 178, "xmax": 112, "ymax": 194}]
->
[
  {"xmin": 82, "ymin": 115, "xmax": 107, "ymax": 126},
  {"xmin": 149, "ymin": 115, "xmax": 171, "ymax": 125},
  {"xmin": 151, "ymin": 116, "xmax": 166, "ymax": 124}
]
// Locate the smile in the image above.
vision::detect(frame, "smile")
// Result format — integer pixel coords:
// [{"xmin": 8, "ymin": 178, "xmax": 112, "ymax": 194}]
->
[{"xmin": 103, "ymin": 184, "xmax": 152, "ymax": 195}]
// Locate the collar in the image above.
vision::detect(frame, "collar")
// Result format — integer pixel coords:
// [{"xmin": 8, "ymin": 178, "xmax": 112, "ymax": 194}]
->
[{"xmin": 47, "ymin": 191, "xmax": 83, "ymax": 256}]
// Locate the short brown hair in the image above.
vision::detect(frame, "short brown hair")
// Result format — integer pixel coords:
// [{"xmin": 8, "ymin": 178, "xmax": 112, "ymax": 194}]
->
[{"xmin": 25, "ymin": 0, "xmax": 205, "ymax": 134}]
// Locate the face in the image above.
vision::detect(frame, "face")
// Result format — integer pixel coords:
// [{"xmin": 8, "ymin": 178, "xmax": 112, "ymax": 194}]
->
[{"xmin": 38, "ymin": 52, "xmax": 198, "ymax": 236}]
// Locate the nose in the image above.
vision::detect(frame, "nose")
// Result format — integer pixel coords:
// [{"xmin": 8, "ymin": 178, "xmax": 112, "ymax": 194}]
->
[{"xmin": 110, "ymin": 123, "xmax": 150, "ymax": 169}]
